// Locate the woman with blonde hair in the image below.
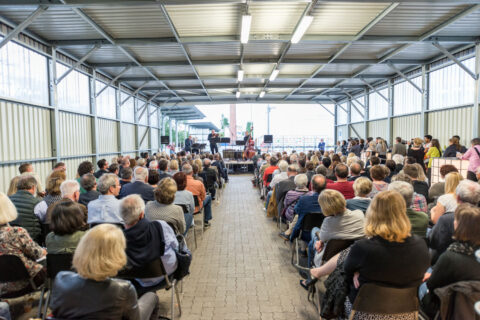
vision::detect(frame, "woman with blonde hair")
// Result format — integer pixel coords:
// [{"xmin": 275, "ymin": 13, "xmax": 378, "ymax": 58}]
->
[
  {"xmin": 49, "ymin": 224, "xmax": 159, "ymax": 319},
  {"xmin": 430, "ymin": 172, "xmax": 463, "ymax": 224},
  {"xmin": 168, "ymin": 159, "xmax": 179, "ymax": 175},
  {"xmin": 34, "ymin": 170, "xmax": 66, "ymax": 223},
  {"xmin": 344, "ymin": 191, "xmax": 430, "ymax": 307},
  {"xmin": 408, "ymin": 137, "xmax": 425, "ymax": 166},
  {"xmin": 7, "ymin": 176, "xmax": 20, "ymax": 196},
  {"xmin": 0, "ymin": 192, "xmax": 46, "ymax": 297}
]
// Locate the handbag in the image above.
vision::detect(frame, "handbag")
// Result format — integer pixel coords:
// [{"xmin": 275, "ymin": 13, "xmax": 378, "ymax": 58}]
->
[{"xmin": 173, "ymin": 234, "xmax": 192, "ymax": 280}]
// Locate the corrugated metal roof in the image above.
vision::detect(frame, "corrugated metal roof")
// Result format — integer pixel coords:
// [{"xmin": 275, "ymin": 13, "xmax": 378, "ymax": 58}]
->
[
  {"xmin": 165, "ymin": 3, "xmax": 239, "ymax": 37},
  {"xmin": 279, "ymin": 64, "xmax": 319, "ymax": 75},
  {"xmin": 337, "ymin": 42, "xmax": 402, "ymax": 59},
  {"xmin": 393, "ymin": 42, "xmax": 458, "ymax": 60},
  {"xmin": 436, "ymin": 10, "xmax": 480, "ymax": 37},
  {"xmin": 243, "ymin": 63, "xmax": 276, "ymax": 75},
  {"xmin": 186, "ymin": 42, "xmax": 241, "ymax": 60},
  {"xmin": 243, "ymin": 42, "xmax": 285, "ymax": 59},
  {"xmin": 286, "ymin": 43, "xmax": 343, "ymax": 59},
  {"xmin": 84, "ymin": 6, "xmax": 174, "ymax": 38},
  {"xmin": 316, "ymin": 63, "xmax": 365, "ymax": 75},
  {"xmin": 249, "ymin": 1, "xmax": 308, "ymax": 35},
  {"xmin": 129, "ymin": 44, "xmax": 186, "ymax": 61},
  {"xmin": 151, "ymin": 65, "xmax": 195, "ymax": 76},
  {"xmin": 196, "ymin": 64, "xmax": 237, "ymax": 77},
  {"xmin": 309, "ymin": 2, "xmax": 389, "ymax": 35},
  {"xmin": 66, "ymin": 46, "xmax": 130, "ymax": 63},
  {"xmin": 366, "ymin": 4, "xmax": 470, "ymax": 36}
]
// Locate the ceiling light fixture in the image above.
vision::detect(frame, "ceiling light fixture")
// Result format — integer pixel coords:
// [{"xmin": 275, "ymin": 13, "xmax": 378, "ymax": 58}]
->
[
  {"xmin": 269, "ymin": 69, "xmax": 280, "ymax": 82},
  {"xmin": 259, "ymin": 91, "xmax": 266, "ymax": 98},
  {"xmin": 291, "ymin": 15, "xmax": 313, "ymax": 44},
  {"xmin": 236, "ymin": 91, "xmax": 241, "ymax": 98},
  {"xmin": 241, "ymin": 15, "xmax": 252, "ymax": 44},
  {"xmin": 237, "ymin": 70, "xmax": 244, "ymax": 82}
]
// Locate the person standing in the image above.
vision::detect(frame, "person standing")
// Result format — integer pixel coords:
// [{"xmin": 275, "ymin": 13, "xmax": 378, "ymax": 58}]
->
[
  {"xmin": 318, "ymin": 139, "xmax": 325, "ymax": 154},
  {"xmin": 184, "ymin": 135, "xmax": 193, "ymax": 153},
  {"xmin": 207, "ymin": 130, "xmax": 219, "ymax": 154}
]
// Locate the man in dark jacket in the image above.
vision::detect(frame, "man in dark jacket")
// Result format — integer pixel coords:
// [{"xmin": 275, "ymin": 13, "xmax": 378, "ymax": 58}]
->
[
  {"xmin": 157, "ymin": 159, "xmax": 170, "ymax": 181},
  {"xmin": 118, "ymin": 167, "xmax": 154, "ymax": 202},
  {"xmin": 9, "ymin": 175, "xmax": 42, "ymax": 243},
  {"xmin": 94, "ymin": 159, "xmax": 109, "ymax": 178},
  {"xmin": 275, "ymin": 165, "xmax": 298, "ymax": 215},
  {"xmin": 78, "ymin": 173, "xmax": 101, "ymax": 207}
]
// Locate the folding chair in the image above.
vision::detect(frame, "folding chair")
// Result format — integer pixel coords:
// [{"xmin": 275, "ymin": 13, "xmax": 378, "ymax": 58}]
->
[
  {"xmin": 193, "ymin": 195, "xmax": 204, "ymax": 235},
  {"xmin": 119, "ymin": 258, "xmax": 182, "ymax": 320},
  {"xmin": 178, "ymin": 203, "xmax": 197, "ymax": 249},
  {"xmin": 321, "ymin": 239, "xmax": 356, "ymax": 265},
  {"xmin": 0, "ymin": 255, "xmax": 45, "ymax": 318},
  {"xmin": 349, "ymin": 283, "xmax": 419, "ymax": 320},
  {"xmin": 38, "ymin": 253, "xmax": 73, "ymax": 320},
  {"xmin": 291, "ymin": 213, "xmax": 324, "ymax": 271}
]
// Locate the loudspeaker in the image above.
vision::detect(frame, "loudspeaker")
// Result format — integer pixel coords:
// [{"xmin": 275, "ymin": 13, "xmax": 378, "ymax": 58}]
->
[
  {"xmin": 160, "ymin": 136, "xmax": 169, "ymax": 144},
  {"xmin": 264, "ymin": 135, "xmax": 273, "ymax": 143}
]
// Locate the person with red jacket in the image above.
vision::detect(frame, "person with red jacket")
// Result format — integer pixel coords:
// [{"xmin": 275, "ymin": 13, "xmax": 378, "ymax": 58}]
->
[
  {"xmin": 326, "ymin": 163, "xmax": 355, "ymax": 199},
  {"xmin": 263, "ymin": 157, "xmax": 279, "ymax": 188}
]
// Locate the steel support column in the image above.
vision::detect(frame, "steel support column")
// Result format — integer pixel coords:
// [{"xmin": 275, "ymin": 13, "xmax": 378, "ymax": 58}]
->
[
  {"xmin": 347, "ymin": 99, "xmax": 352, "ymax": 138},
  {"xmin": 364, "ymin": 88, "xmax": 369, "ymax": 139},
  {"xmin": 387, "ymin": 79, "xmax": 394, "ymax": 145},
  {"xmin": 117, "ymin": 84, "xmax": 123, "ymax": 155},
  {"xmin": 90, "ymin": 69, "xmax": 99, "ymax": 164},
  {"xmin": 421, "ymin": 65, "xmax": 429, "ymax": 136},
  {"xmin": 334, "ymin": 105, "xmax": 338, "ymax": 146},
  {"xmin": 48, "ymin": 47, "xmax": 61, "ymax": 163},
  {"xmin": 56, "ymin": 44, "xmax": 100, "ymax": 84},
  {"xmin": 473, "ymin": 44, "xmax": 480, "ymax": 136},
  {"xmin": 175, "ymin": 120, "xmax": 179, "ymax": 148},
  {"xmin": 134, "ymin": 94, "xmax": 139, "ymax": 155},
  {"xmin": 168, "ymin": 118, "xmax": 172, "ymax": 145}
]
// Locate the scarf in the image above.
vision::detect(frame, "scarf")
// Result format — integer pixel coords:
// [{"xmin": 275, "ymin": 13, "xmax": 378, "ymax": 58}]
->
[
  {"xmin": 45, "ymin": 194, "xmax": 62, "ymax": 207},
  {"xmin": 447, "ymin": 241, "xmax": 479, "ymax": 256}
]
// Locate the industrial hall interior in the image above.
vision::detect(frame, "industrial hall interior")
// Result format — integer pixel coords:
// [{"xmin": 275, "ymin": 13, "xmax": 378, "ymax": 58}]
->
[{"xmin": 1, "ymin": 0, "xmax": 480, "ymax": 320}]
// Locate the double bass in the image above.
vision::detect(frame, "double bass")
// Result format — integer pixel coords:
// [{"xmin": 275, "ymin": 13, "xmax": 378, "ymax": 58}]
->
[{"xmin": 243, "ymin": 128, "xmax": 256, "ymax": 160}]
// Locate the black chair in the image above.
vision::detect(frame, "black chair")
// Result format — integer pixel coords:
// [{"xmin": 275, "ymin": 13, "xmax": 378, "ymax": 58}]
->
[
  {"xmin": 38, "ymin": 253, "xmax": 73, "ymax": 320},
  {"xmin": 349, "ymin": 283, "xmax": 419, "ymax": 319},
  {"xmin": 119, "ymin": 258, "xmax": 181, "ymax": 320},
  {"xmin": 322, "ymin": 239, "xmax": 357, "ymax": 265},
  {"xmin": 177, "ymin": 204, "xmax": 197, "ymax": 249},
  {"xmin": 0, "ymin": 255, "xmax": 43, "ymax": 299},
  {"xmin": 291, "ymin": 213, "xmax": 324, "ymax": 271},
  {"xmin": 193, "ymin": 195, "xmax": 204, "ymax": 235},
  {"xmin": 178, "ymin": 204, "xmax": 189, "ymax": 214}
]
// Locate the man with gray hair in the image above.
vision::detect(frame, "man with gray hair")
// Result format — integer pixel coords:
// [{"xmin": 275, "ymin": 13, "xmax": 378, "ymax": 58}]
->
[
  {"xmin": 121, "ymin": 194, "xmax": 178, "ymax": 290},
  {"xmin": 429, "ymin": 179, "xmax": 480, "ymax": 263},
  {"xmin": 60, "ymin": 180, "xmax": 81, "ymax": 202},
  {"xmin": 149, "ymin": 160, "xmax": 158, "ymax": 171},
  {"xmin": 388, "ymin": 181, "xmax": 428, "ymax": 237},
  {"xmin": 87, "ymin": 173, "xmax": 123, "ymax": 226},
  {"xmin": 270, "ymin": 160, "xmax": 289, "ymax": 188},
  {"xmin": 119, "ymin": 166, "xmax": 154, "ymax": 202},
  {"xmin": 183, "ymin": 163, "xmax": 213, "ymax": 227},
  {"xmin": 274, "ymin": 165, "xmax": 298, "ymax": 216}
]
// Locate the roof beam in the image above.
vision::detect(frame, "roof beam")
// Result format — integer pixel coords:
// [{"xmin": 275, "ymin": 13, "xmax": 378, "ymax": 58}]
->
[
  {"xmin": 0, "ymin": 5, "xmax": 46, "ymax": 50},
  {"xmin": 56, "ymin": 44, "xmax": 100, "ymax": 84},
  {"xmin": 432, "ymin": 42, "xmax": 478, "ymax": 79},
  {"xmin": 142, "ymin": 84, "xmax": 365, "ymax": 90},
  {"xmin": 387, "ymin": 62, "xmax": 423, "ymax": 93}
]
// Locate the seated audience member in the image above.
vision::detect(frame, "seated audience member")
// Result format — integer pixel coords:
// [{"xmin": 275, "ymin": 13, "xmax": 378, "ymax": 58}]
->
[
  {"xmin": 78, "ymin": 173, "xmax": 100, "ymax": 207},
  {"xmin": 183, "ymin": 164, "xmax": 212, "ymax": 227},
  {"xmin": 388, "ymin": 181, "xmax": 428, "ymax": 237},
  {"xmin": 202, "ymin": 158, "xmax": 218, "ymax": 199},
  {"xmin": 392, "ymin": 154, "xmax": 404, "ymax": 174},
  {"xmin": 428, "ymin": 164, "xmax": 458, "ymax": 202},
  {"xmin": 53, "ymin": 162, "xmax": 67, "ymax": 173},
  {"xmin": 121, "ymin": 195, "xmax": 178, "ymax": 290},
  {"xmin": 368, "ymin": 165, "xmax": 389, "ymax": 198},
  {"xmin": 49, "ymin": 224, "xmax": 159, "ymax": 320},
  {"xmin": 305, "ymin": 161, "xmax": 316, "ymax": 187},
  {"xmin": 344, "ymin": 191, "xmax": 430, "ymax": 307},
  {"xmin": 384, "ymin": 160, "xmax": 396, "ymax": 183},
  {"xmin": 415, "ymin": 163, "xmax": 429, "ymax": 185},
  {"xmin": 48, "ymin": 180, "xmax": 88, "ymax": 224},
  {"xmin": 362, "ymin": 156, "xmax": 380, "ymax": 179},
  {"xmin": 75, "ymin": 161, "xmax": 95, "ymax": 194},
  {"xmin": 421, "ymin": 204, "xmax": 480, "ymax": 317},
  {"xmin": 87, "ymin": 174, "xmax": 123, "ymax": 226},
  {"xmin": 346, "ymin": 177, "xmax": 372, "ymax": 213},
  {"xmin": 119, "ymin": 167, "xmax": 154, "ymax": 202},
  {"xmin": 408, "ymin": 137, "xmax": 425, "ymax": 166},
  {"xmin": 392, "ymin": 137, "xmax": 407, "ymax": 156},
  {"xmin": 34, "ymin": 170, "xmax": 66, "ymax": 223},
  {"xmin": 392, "ymin": 173, "xmax": 428, "ymax": 213},
  {"xmin": 430, "ymin": 172, "xmax": 463, "ymax": 224},
  {"xmin": 275, "ymin": 165, "xmax": 298, "ymax": 213},
  {"xmin": 148, "ymin": 170, "xmax": 160, "ymax": 188},
  {"xmin": 7, "ymin": 176, "xmax": 20, "ymax": 196},
  {"xmin": 108, "ymin": 163, "xmax": 119, "ymax": 175},
  {"xmin": 148, "ymin": 160, "xmax": 158, "ymax": 172},
  {"xmin": 9, "ymin": 176, "xmax": 41, "ymax": 243},
  {"xmin": 192, "ymin": 163, "xmax": 204, "ymax": 184},
  {"xmin": 316, "ymin": 165, "xmax": 333, "ymax": 183},
  {"xmin": 350, "ymin": 140, "xmax": 362, "ymax": 157},
  {"xmin": 19, "ymin": 162, "xmax": 45, "ymax": 196},
  {"xmin": 326, "ymin": 164, "xmax": 355, "ymax": 199},
  {"xmin": 119, "ymin": 157, "xmax": 131, "ymax": 176},
  {"xmin": 129, "ymin": 158, "xmax": 137, "ymax": 168},
  {"xmin": 212, "ymin": 153, "xmax": 228, "ymax": 183},
  {"xmin": 145, "ymin": 178, "xmax": 186, "ymax": 235},
  {"xmin": 0, "ymin": 193, "xmax": 46, "ymax": 297},
  {"xmin": 263, "ymin": 157, "xmax": 279, "ymax": 188},
  {"xmin": 347, "ymin": 162, "xmax": 362, "ymax": 182},
  {"xmin": 46, "ymin": 200, "xmax": 86, "ymax": 254},
  {"xmin": 429, "ymin": 179, "xmax": 480, "ymax": 264},
  {"xmin": 172, "ymin": 172, "xmax": 194, "ymax": 233},
  {"xmin": 403, "ymin": 164, "xmax": 429, "ymax": 200},
  {"xmin": 120, "ymin": 167, "xmax": 133, "ymax": 186},
  {"xmin": 270, "ymin": 160, "xmax": 288, "ymax": 188},
  {"xmin": 94, "ymin": 159, "xmax": 109, "ymax": 178},
  {"xmin": 442, "ymin": 136, "xmax": 463, "ymax": 158},
  {"xmin": 289, "ymin": 175, "xmax": 327, "ymax": 243},
  {"xmin": 168, "ymin": 159, "xmax": 179, "ymax": 175},
  {"xmin": 283, "ymin": 174, "xmax": 309, "ymax": 223}
]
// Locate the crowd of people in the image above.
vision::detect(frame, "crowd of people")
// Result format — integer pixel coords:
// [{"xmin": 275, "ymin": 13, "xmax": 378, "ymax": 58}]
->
[
  {"xmin": 256, "ymin": 134, "xmax": 480, "ymax": 319},
  {"xmin": 0, "ymin": 151, "xmax": 228, "ymax": 319}
]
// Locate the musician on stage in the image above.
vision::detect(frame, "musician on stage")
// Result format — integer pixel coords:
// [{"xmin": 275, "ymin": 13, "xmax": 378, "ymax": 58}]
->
[
  {"xmin": 207, "ymin": 129, "xmax": 219, "ymax": 154},
  {"xmin": 243, "ymin": 130, "xmax": 252, "ymax": 150},
  {"xmin": 184, "ymin": 135, "xmax": 193, "ymax": 153}
]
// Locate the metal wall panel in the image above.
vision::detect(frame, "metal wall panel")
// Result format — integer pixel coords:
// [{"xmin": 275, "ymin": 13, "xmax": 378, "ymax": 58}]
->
[
  {"xmin": 61, "ymin": 157, "xmax": 95, "ymax": 181},
  {"xmin": 0, "ymin": 101, "xmax": 52, "ymax": 161},
  {"xmin": 121, "ymin": 123, "xmax": 136, "ymax": 152},
  {"xmin": 151, "ymin": 129, "xmax": 159, "ymax": 153},
  {"xmin": 392, "ymin": 114, "xmax": 421, "ymax": 141},
  {"xmin": 368, "ymin": 119, "xmax": 389, "ymax": 139},
  {"xmin": 336, "ymin": 125, "xmax": 348, "ymax": 142},
  {"xmin": 427, "ymin": 107, "xmax": 473, "ymax": 149},
  {"xmin": 59, "ymin": 112, "xmax": 93, "ymax": 156},
  {"xmin": 0, "ymin": 160, "xmax": 54, "ymax": 195},
  {"xmin": 350, "ymin": 123, "xmax": 365, "ymax": 139},
  {"xmin": 97, "ymin": 119, "xmax": 119, "ymax": 154},
  {"xmin": 138, "ymin": 126, "xmax": 149, "ymax": 151}
]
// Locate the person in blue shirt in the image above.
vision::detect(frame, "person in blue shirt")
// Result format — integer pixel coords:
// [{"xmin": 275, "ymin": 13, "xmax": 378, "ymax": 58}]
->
[{"xmin": 318, "ymin": 139, "xmax": 326, "ymax": 153}]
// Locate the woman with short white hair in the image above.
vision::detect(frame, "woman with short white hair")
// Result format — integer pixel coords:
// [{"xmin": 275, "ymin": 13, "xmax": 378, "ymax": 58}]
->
[
  {"xmin": 49, "ymin": 224, "xmax": 160, "ymax": 319},
  {"xmin": 283, "ymin": 174, "xmax": 309, "ymax": 222}
]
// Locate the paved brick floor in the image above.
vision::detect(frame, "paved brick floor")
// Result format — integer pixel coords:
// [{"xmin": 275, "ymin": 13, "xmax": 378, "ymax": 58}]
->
[{"xmin": 159, "ymin": 174, "xmax": 319, "ymax": 320}]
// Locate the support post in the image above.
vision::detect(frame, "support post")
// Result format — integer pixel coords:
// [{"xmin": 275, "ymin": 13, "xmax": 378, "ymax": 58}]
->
[
  {"xmin": 364, "ymin": 88, "xmax": 369, "ymax": 139},
  {"xmin": 473, "ymin": 44, "xmax": 480, "ymax": 136},
  {"xmin": 421, "ymin": 64, "xmax": 429, "ymax": 137},
  {"xmin": 387, "ymin": 79, "xmax": 394, "ymax": 145},
  {"xmin": 90, "ymin": 68, "xmax": 99, "ymax": 164},
  {"xmin": 134, "ymin": 95, "xmax": 139, "ymax": 155},
  {"xmin": 175, "ymin": 120, "xmax": 179, "ymax": 148},
  {"xmin": 48, "ymin": 47, "xmax": 61, "ymax": 163},
  {"xmin": 347, "ymin": 99, "xmax": 352, "ymax": 138},
  {"xmin": 169, "ymin": 118, "xmax": 172, "ymax": 145},
  {"xmin": 117, "ymin": 84, "xmax": 123, "ymax": 155},
  {"xmin": 334, "ymin": 105, "xmax": 338, "ymax": 146}
]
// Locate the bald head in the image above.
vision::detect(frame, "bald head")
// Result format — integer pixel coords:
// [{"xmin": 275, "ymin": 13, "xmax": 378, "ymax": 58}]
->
[{"xmin": 311, "ymin": 174, "xmax": 327, "ymax": 194}]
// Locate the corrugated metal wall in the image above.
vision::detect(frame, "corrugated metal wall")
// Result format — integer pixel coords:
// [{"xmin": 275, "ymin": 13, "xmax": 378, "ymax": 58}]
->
[
  {"xmin": 336, "ymin": 125, "xmax": 348, "ymax": 141},
  {"xmin": 392, "ymin": 114, "xmax": 421, "ymax": 141},
  {"xmin": 97, "ymin": 118, "xmax": 119, "ymax": 154},
  {"xmin": 368, "ymin": 119, "xmax": 389, "ymax": 139},
  {"xmin": 121, "ymin": 123, "xmax": 136, "ymax": 152},
  {"xmin": 0, "ymin": 101, "xmax": 52, "ymax": 161},
  {"xmin": 151, "ymin": 128, "xmax": 159, "ymax": 152},
  {"xmin": 349, "ymin": 123, "xmax": 365, "ymax": 138},
  {"xmin": 62, "ymin": 156, "xmax": 95, "ymax": 180},
  {"xmin": 427, "ymin": 107, "xmax": 473, "ymax": 149},
  {"xmin": 0, "ymin": 161, "xmax": 53, "ymax": 197},
  {"xmin": 138, "ymin": 126, "xmax": 149, "ymax": 150},
  {"xmin": 59, "ymin": 112, "xmax": 93, "ymax": 156}
]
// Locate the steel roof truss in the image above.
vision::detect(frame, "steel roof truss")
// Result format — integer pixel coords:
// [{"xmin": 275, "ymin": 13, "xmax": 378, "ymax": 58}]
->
[
  {"xmin": 0, "ymin": 5, "xmax": 46, "ymax": 50},
  {"xmin": 432, "ymin": 42, "xmax": 478, "ymax": 80}
]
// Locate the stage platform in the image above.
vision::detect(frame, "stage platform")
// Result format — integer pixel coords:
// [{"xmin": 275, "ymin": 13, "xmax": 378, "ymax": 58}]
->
[{"xmin": 225, "ymin": 160, "xmax": 254, "ymax": 173}]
